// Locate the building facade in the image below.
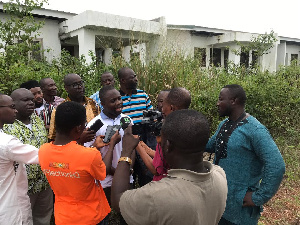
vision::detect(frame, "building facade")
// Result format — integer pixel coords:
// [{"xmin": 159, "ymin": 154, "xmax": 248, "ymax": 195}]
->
[{"xmin": 1, "ymin": 2, "xmax": 299, "ymax": 72}]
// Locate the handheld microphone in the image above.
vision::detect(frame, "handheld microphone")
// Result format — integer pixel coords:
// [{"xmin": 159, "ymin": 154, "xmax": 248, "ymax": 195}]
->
[
  {"xmin": 88, "ymin": 119, "xmax": 104, "ymax": 133},
  {"xmin": 103, "ymin": 125, "xmax": 121, "ymax": 143}
]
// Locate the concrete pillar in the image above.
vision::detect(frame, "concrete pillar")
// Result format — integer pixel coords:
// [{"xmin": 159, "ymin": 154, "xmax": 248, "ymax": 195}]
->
[
  {"xmin": 122, "ymin": 46, "xmax": 131, "ymax": 63},
  {"xmin": 206, "ymin": 47, "xmax": 210, "ymax": 68},
  {"xmin": 261, "ymin": 44, "xmax": 278, "ymax": 72},
  {"xmin": 276, "ymin": 42, "xmax": 286, "ymax": 69},
  {"xmin": 146, "ymin": 17, "xmax": 167, "ymax": 62},
  {"xmin": 221, "ymin": 48, "xmax": 225, "ymax": 67},
  {"xmin": 103, "ymin": 48, "xmax": 112, "ymax": 65},
  {"xmin": 77, "ymin": 29, "xmax": 95, "ymax": 64},
  {"xmin": 228, "ymin": 45, "xmax": 240, "ymax": 65},
  {"xmin": 139, "ymin": 43, "xmax": 146, "ymax": 66}
]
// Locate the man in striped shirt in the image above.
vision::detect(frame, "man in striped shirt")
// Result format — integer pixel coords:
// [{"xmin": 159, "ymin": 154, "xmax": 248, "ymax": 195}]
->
[
  {"xmin": 118, "ymin": 67, "xmax": 152, "ymax": 124},
  {"xmin": 118, "ymin": 67, "xmax": 154, "ymax": 186}
]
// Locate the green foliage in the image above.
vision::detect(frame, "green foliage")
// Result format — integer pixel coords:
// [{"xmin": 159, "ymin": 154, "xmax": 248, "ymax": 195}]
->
[{"xmin": 232, "ymin": 30, "xmax": 277, "ymax": 57}]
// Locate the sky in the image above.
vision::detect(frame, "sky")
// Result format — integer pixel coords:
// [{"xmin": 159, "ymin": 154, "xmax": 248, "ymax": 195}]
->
[{"xmin": 3, "ymin": 0, "xmax": 300, "ymax": 38}]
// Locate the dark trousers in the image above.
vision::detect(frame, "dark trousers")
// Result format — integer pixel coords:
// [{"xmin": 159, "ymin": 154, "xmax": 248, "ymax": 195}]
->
[{"xmin": 218, "ymin": 217, "xmax": 237, "ymax": 225}]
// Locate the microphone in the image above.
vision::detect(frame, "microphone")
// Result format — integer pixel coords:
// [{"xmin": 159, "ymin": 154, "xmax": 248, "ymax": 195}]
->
[
  {"xmin": 87, "ymin": 119, "xmax": 104, "ymax": 133},
  {"xmin": 103, "ymin": 116, "xmax": 131, "ymax": 143},
  {"xmin": 120, "ymin": 116, "xmax": 131, "ymax": 130}
]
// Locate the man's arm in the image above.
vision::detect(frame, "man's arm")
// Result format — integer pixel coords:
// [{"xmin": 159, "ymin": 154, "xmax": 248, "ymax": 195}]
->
[
  {"xmin": 99, "ymin": 131, "xmax": 121, "ymax": 175},
  {"xmin": 111, "ymin": 126, "xmax": 139, "ymax": 212},
  {"xmin": 245, "ymin": 127, "xmax": 285, "ymax": 206},
  {"xmin": 5, "ymin": 135, "xmax": 39, "ymax": 164}
]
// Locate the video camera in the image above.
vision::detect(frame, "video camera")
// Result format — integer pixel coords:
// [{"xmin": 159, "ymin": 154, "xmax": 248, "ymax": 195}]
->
[{"xmin": 132, "ymin": 109, "xmax": 163, "ymax": 136}]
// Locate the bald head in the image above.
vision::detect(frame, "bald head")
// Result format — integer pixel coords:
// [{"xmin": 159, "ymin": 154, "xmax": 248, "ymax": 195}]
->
[
  {"xmin": 64, "ymin": 73, "xmax": 81, "ymax": 86},
  {"xmin": 10, "ymin": 88, "xmax": 35, "ymax": 119},
  {"xmin": 11, "ymin": 88, "xmax": 33, "ymax": 101},
  {"xmin": 118, "ymin": 67, "xmax": 133, "ymax": 80},
  {"xmin": 166, "ymin": 87, "xmax": 191, "ymax": 110},
  {"xmin": 117, "ymin": 67, "xmax": 138, "ymax": 91},
  {"xmin": 0, "ymin": 94, "xmax": 17, "ymax": 126}
]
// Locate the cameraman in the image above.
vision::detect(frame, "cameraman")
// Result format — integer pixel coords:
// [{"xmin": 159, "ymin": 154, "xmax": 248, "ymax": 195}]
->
[{"xmin": 136, "ymin": 87, "xmax": 191, "ymax": 181}]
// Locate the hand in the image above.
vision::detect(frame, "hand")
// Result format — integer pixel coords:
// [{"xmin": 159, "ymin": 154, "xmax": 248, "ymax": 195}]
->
[
  {"xmin": 110, "ymin": 131, "xmax": 121, "ymax": 146},
  {"xmin": 122, "ymin": 125, "xmax": 140, "ymax": 157},
  {"xmin": 156, "ymin": 135, "xmax": 161, "ymax": 144},
  {"xmin": 92, "ymin": 135, "xmax": 109, "ymax": 148},
  {"xmin": 243, "ymin": 192, "xmax": 256, "ymax": 207},
  {"xmin": 77, "ymin": 128, "xmax": 96, "ymax": 144}
]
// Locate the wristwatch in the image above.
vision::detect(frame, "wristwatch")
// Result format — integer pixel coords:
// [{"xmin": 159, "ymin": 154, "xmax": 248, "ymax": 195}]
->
[{"xmin": 118, "ymin": 157, "xmax": 132, "ymax": 165}]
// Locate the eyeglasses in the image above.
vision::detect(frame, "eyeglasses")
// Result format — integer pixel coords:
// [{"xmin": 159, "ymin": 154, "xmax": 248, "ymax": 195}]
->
[
  {"xmin": 67, "ymin": 81, "xmax": 85, "ymax": 89},
  {"xmin": 0, "ymin": 104, "xmax": 16, "ymax": 109}
]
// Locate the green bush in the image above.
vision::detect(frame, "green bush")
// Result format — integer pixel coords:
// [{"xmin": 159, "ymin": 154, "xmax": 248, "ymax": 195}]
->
[{"xmin": 0, "ymin": 51, "xmax": 300, "ymax": 142}]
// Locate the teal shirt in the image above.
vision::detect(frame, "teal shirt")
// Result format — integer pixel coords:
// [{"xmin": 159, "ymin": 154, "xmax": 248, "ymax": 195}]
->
[
  {"xmin": 3, "ymin": 114, "xmax": 49, "ymax": 195},
  {"xmin": 206, "ymin": 116, "xmax": 285, "ymax": 225}
]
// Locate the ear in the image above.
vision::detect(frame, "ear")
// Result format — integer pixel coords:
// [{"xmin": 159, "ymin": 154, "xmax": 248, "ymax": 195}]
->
[
  {"xmin": 170, "ymin": 104, "xmax": 175, "ymax": 112},
  {"xmin": 231, "ymin": 97, "xmax": 237, "ymax": 105}
]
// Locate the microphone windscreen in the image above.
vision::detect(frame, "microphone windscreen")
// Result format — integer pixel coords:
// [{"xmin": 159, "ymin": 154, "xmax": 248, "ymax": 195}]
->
[
  {"xmin": 88, "ymin": 119, "xmax": 104, "ymax": 132},
  {"xmin": 120, "ymin": 116, "xmax": 131, "ymax": 130}
]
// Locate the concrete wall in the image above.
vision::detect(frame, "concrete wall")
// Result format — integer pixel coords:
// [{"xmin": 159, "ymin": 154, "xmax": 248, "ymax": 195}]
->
[
  {"xmin": 38, "ymin": 18, "xmax": 62, "ymax": 61},
  {"xmin": 276, "ymin": 42, "xmax": 286, "ymax": 69},
  {"xmin": 165, "ymin": 29, "xmax": 193, "ymax": 57}
]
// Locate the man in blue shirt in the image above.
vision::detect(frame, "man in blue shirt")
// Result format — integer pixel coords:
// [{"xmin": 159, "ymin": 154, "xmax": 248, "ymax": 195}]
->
[
  {"xmin": 90, "ymin": 72, "xmax": 115, "ymax": 110},
  {"xmin": 206, "ymin": 84, "xmax": 285, "ymax": 225}
]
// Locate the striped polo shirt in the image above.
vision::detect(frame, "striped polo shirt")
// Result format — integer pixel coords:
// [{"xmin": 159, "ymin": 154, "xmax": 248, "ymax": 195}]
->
[{"xmin": 120, "ymin": 89, "xmax": 153, "ymax": 124}]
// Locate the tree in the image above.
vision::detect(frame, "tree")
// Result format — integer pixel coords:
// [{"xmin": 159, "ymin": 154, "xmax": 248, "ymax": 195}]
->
[
  {"xmin": 232, "ymin": 30, "xmax": 277, "ymax": 68},
  {"xmin": 0, "ymin": 0, "xmax": 47, "ymax": 68}
]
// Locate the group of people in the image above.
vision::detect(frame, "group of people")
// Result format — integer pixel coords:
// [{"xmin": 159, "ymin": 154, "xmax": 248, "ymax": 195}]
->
[{"xmin": 0, "ymin": 67, "xmax": 285, "ymax": 225}]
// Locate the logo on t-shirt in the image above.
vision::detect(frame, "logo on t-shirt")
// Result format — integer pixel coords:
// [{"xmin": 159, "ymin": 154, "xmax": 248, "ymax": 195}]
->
[{"xmin": 49, "ymin": 162, "xmax": 69, "ymax": 169}]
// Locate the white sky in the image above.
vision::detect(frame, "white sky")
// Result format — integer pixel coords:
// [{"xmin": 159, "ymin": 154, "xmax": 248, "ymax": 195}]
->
[{"xmin": 3, "ymin": 0, "xmax": 300, "ymax": 38}]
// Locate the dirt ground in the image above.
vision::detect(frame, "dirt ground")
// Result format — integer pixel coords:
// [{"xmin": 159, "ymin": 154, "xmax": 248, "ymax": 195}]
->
[{"xmin": 259, "ymin": 181, "xmax": 300, "ymax": 225}]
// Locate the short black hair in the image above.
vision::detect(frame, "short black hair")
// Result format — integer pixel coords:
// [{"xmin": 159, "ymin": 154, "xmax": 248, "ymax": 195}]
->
[
  {"xmin": 20, "ymin": 80, "xmax": 40, "ymax": 89},
  {"xmin": 162, "ymin": 109, "xmax": 210, "ymax": 150},
  {"xmin": 99, "ymin": 85, "xmax": 116, "ymax": 103},
  {"xmin": 223, "ymin": 84, "xmax": 247, "ymax": 106},
  {"xmin": 55, "ymin": 101, "xmax": 86, "ymax": 134},
  {"xmin": 166, "ymin": 87, "xmax": 191, "ymax": 109}
]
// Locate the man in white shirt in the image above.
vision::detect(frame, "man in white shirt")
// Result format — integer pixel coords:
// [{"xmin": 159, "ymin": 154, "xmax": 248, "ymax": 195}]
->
[
  {"xmin": 0, "ymin": 94, "xmax": 39, "ymax": 225},
  {"xmin": 85, "ymin": 85, "xmax": 133, "ymax": 225}
]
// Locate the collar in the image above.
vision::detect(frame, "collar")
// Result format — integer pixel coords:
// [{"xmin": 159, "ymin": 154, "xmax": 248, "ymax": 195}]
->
[
  {"xmin": 167, "ymin": 161, "xmax": 214, "ymax": 182},
  {"xmin": 66, "ymin": 96, "xmax": 90, "ymax": 104},
  {"xmin": 100, "ymin": 111, "xmax": 122, "ymax": 121},
  {"xmin": 119, "ymin": 89, "xmax": 138, "ymax": 96}
]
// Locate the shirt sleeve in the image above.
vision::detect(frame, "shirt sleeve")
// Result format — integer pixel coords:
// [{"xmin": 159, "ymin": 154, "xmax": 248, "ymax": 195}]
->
[
  {"xmin": 120, "ymin": 188, "xmax": 157, "ymax": 225},
  {"xmin": 89, "ymin": 150, "xmax": 106, "ymax": 181},
  {"xmin": 251, "ymin": 127, "xmax": 285, "ymax": 206},
  {"xmin": 145, "ymin": 93, "xmax": 153, "ymax": 110},
  {"xmin": 5, "ymin": 136, "xmax": 39, "ymax": 164}
]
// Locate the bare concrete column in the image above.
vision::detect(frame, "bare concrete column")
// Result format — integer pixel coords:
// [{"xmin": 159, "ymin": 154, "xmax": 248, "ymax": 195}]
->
[{"xmin": 77, "ymin": 29, "xmax": 95, "ymax": 64}]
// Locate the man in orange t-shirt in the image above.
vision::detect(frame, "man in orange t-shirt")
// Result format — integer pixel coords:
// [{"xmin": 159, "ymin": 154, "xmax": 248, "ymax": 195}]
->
[{"xmin": 39, "ymin": 101, "xmax": 116, "ymax": 225}]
